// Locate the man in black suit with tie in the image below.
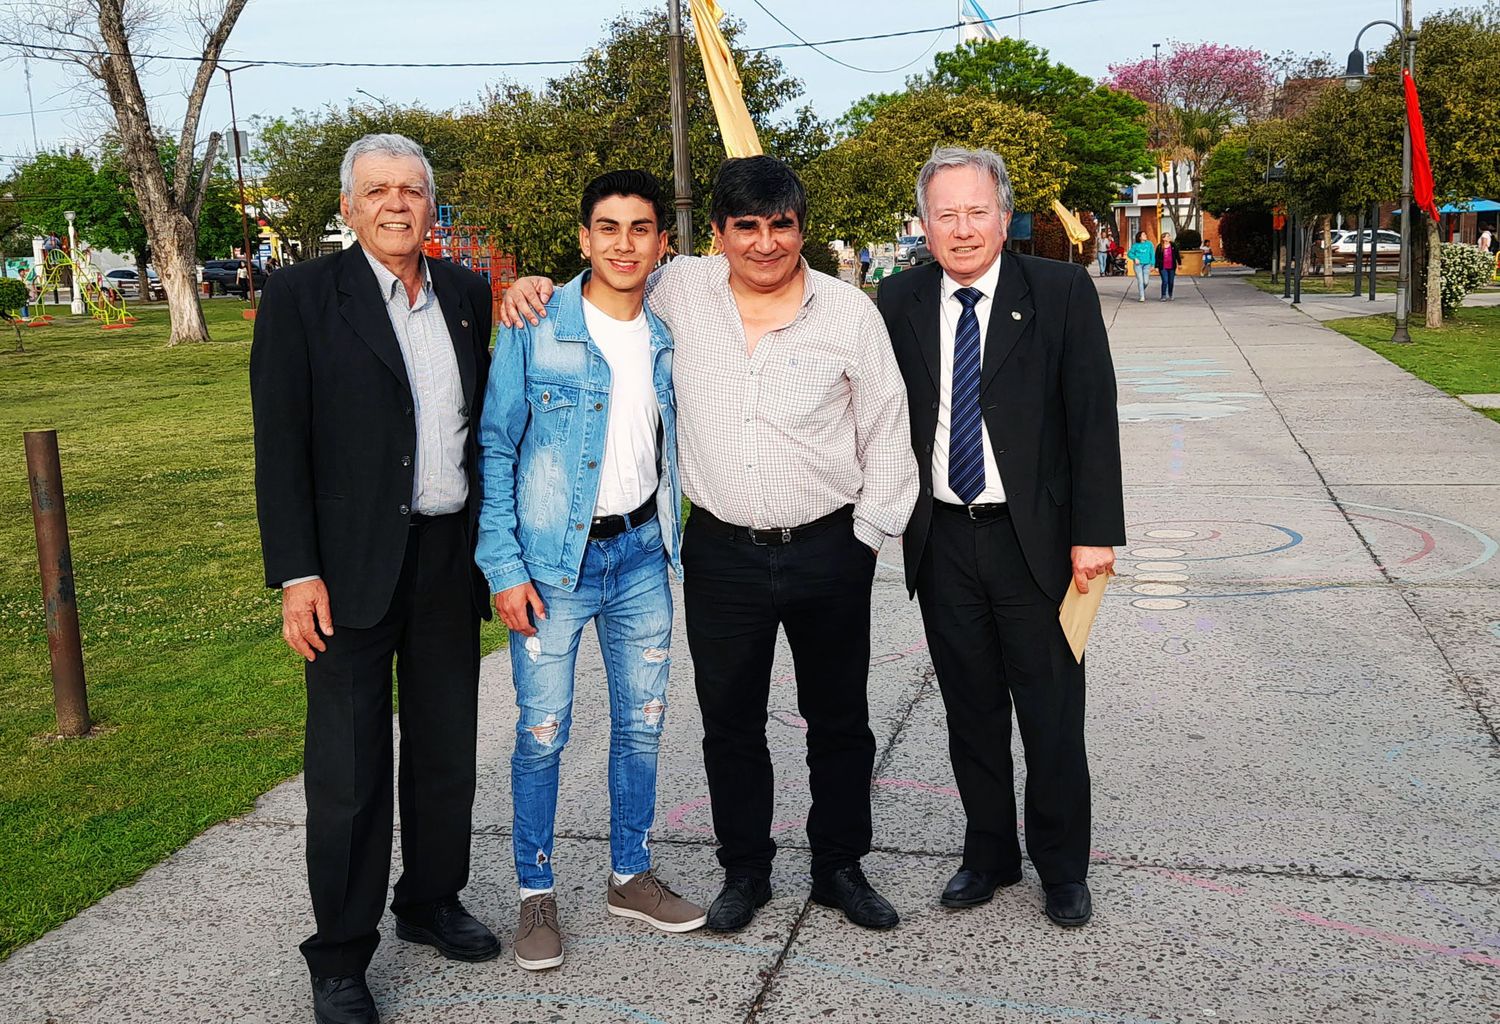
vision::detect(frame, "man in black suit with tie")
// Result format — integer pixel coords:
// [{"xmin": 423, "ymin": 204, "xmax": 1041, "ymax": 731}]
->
[
  {"xmin": 875, "ymin": 147, "xmax": 1124, "ymax": 928},
  {"xmin": 251, "ymin": 133, "xmax": 500, "ymax": 1024}
]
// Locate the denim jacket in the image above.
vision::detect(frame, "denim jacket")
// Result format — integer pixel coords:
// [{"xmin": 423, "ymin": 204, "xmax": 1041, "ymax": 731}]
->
[{"xmin": 476, "ymin": 271, "xmax": 682, "ymax": 594}]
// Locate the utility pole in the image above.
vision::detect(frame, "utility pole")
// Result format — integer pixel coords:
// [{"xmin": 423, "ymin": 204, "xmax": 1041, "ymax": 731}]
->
[
  {"xmin": 23, "ymin": 56, "xmax": 39, "ymax": 151},
  {"xmin": 667, "ymin": 0, "xmax": 694, "ymax": 255},
  {"xmin": 223, "ymin": 64, "xmax": 260, "ymax": 309}
]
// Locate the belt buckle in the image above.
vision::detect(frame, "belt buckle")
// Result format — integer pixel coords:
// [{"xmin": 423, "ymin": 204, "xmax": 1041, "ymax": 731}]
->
[
  {"xmin": 781, "ymin": 527, "xmax": 792, "ymax": 543},
  {"xmin": 966, "ymin": 504, "xmax": 978, "ymax": 520}
]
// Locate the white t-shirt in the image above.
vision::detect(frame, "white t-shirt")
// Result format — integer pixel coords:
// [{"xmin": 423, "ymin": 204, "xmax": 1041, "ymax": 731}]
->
[{"xmin": 583, "ymin": 296, "xmax": 661, "ymax": 516}]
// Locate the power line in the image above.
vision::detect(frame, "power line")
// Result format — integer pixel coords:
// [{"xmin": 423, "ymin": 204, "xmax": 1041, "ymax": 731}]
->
[
  {"xmin": 0, "ymin": 3, "xmax": 1108, "ymax": 71},
  {"xmin": 749, "ymin": 0, "xmax": 945, "ymax": 75}
]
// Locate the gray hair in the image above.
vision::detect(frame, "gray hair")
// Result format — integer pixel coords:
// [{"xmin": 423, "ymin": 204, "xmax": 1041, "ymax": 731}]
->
[
  {"xmin": 915, "ymin": 146, "xmax": 1013, "ymax": 222},
  {"xmin": 339, "ymin": 133, "xmax": 436, "ymax": 200}
]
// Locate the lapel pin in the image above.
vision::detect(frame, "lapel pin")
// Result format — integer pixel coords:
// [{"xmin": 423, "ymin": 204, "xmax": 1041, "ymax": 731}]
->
[
  {"xmin": 1011, "ymin": 310, "xmax": 1022, "ymax": 320},
  {"xmin": 461, "ymin": 319, "xmax": 469, "ymax": 328}
]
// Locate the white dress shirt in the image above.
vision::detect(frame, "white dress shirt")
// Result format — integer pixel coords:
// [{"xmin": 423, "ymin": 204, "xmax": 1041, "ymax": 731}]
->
[{"xmin": 932, "ymin": 255, "xmax": 1007, "ymax": 505}]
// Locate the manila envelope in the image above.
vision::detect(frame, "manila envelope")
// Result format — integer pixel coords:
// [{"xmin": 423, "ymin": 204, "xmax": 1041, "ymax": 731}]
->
[{"xmin": 1059, "ymin": 570, "xmax": 1112, "ymax": 663}]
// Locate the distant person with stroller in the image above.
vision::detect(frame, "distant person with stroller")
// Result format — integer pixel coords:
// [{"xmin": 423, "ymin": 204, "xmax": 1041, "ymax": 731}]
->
[
  {"xmin": 1155, "ymin": 234, "xmax": 1179, "ymax": 301},
  {"xmin": 1127, "ymin": 232, "xmax": 1155, "ymax": 302}
]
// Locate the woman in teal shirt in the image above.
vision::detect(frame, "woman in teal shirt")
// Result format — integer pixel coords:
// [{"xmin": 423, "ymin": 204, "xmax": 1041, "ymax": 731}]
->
[{"xmin": 1127, "ymin": 232, "xmax": 1155, "ymax": 302}]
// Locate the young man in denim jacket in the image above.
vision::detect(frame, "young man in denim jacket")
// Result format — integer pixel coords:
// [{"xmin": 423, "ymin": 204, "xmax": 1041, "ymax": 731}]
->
[{"xmin": 476, "ymin": 170, "xmax": 703, "ymax": 971}]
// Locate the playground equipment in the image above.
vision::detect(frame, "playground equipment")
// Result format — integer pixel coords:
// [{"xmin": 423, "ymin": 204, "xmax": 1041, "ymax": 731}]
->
[
  {"xmin": 28, "ymin": 247, "xmax": 136, "ymax": 329},
  {"xmin": 423, "ymin": 206, "xmax": 516, "ymax": 324}
]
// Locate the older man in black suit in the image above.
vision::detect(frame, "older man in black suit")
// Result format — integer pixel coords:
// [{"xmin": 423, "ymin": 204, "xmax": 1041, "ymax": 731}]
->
[
  {"xmin": 875, "ymin": 147, "xmax": 1124, "ymax": 929},
  {"xmin": 251, "ymin": 133, "xmax": 499, "ymax": 1024}
]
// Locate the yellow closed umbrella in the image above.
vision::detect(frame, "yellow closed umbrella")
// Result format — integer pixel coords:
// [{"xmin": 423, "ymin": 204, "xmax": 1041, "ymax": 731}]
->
[
  {"xmin": 1051, "ymin": 200, "xmax": 1090, "ymax": 250},
  {"xmin": 688, "ymin": 0, "xmax": 762, "ymax": 157}
]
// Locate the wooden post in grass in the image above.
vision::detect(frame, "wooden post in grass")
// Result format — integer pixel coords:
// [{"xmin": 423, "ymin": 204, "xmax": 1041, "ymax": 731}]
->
[{"xmin": 24, "ymin": 430, "xmax": 91, "ymax": 737}]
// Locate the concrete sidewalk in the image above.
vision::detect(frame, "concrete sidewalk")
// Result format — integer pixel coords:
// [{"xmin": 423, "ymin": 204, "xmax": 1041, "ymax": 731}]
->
[{"xmin": 3, "ymin": 273, "xmax": 1498, "ymax": 1023}]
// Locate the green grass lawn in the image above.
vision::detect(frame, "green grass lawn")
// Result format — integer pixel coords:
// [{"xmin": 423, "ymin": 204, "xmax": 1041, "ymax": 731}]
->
[
  {"xmin": 0, "ymin": 300, "xmax": 505, "ymax": 957},
  {"xmin": 1324, "ymin": 306, "xmax": 1500, "ymax": 424},
  {"xmin": 1245, "ymin": 270, "xmax": 1400, "ymax": 295}
]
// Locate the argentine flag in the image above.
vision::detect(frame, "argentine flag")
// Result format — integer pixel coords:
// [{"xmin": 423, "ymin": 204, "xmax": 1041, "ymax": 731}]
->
[{"xmin": 960, "ymin": 0, "xmax": 1005, "ymax": 43}]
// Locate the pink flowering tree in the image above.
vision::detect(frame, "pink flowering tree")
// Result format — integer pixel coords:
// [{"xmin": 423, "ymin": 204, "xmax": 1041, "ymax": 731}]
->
[{"xmin": 1105, "ymin": 43, "xmax": 1273, "ymax": 234}]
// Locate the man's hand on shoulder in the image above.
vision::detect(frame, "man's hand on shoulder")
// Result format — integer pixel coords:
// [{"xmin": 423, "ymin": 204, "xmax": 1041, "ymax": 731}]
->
[
  {"xmin": 282, "ymin": 579, "xmax": 333, "ymax": 661},
  {"xmin": 499, "ymin": 277, "xmax": 555, "ymax": 328},
  {"xmin": 1071, "ymin": 545, "xmax": 1115, "ymax": 595},
  {"xmin": 494, "ymin": 581, "xmax": 547, "ymax": 636}
]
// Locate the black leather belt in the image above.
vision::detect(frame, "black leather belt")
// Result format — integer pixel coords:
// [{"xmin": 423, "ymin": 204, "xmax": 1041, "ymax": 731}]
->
[
  {"xmin": 691, "ymin": 504, "xmax": 852, "ymax": 545},
  {"xmin": 589, "ymin": 492, "xmax": 657, "ymax": 539},
  {"xmin": 935, "ymin": 499, "xmax": 1009, "ymax": 520}
]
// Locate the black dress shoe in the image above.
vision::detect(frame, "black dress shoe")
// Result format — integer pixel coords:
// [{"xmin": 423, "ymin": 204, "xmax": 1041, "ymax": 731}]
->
[
  {"xmin": 706, "ymin": 875, "xmax": 772, "ymax": 932},
  {"xmin": 1043, "ymin": 881, "xmax": 1093, "ymax": 927},
  {"xmin": 394, "ymin": 897, "xmax": 502, "ymax": 962},
  {"xmin": 810, "ymin": 864, "xmax": 899, "ymax": 930},
  {"xmin": 312, "ymin": 974, "xmax": 379, "ymax": 1024},
  {"xmin": 939, "ymin": 866, "xmax": 1023, "ymax": 908}
]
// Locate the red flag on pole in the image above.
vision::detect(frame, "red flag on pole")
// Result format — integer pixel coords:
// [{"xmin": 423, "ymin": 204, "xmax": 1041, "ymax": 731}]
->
[{"xmin": 1404, "ymin": 69, "xmax": 1440, "ymax": 222}]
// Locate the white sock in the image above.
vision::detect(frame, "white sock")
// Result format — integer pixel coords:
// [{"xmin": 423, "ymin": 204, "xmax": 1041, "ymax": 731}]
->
[
  {"xmin": 519, "ymin": 886, "xmax": 553, "ymax": 900},
  {"xmin": 611, "ymin": 871, "xmax": 636, "ymax": 886}
]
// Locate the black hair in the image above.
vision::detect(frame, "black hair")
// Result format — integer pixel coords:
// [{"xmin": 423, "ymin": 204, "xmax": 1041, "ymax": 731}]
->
[
  {"xmin": 709, "ymin": 156, "xmax": 807, "ymax": 232},
  {"xmin": 579, "ymin": 170, "xmax": 669, "ymax": 231}
]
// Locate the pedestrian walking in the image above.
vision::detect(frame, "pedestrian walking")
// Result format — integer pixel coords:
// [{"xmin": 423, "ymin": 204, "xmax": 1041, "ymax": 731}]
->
[
  {"xmin": 1201, "ymin": 241, "xmax": 1214, "ymax": 277},
  {"xmin": 1156, "ymin": 234, "xmax": 1179, "ymax": 300},
  {"xmin": 1095, "ymin": 229, "xmax": 1111, "ymax": 277},
  {"xmin": 859, "ymin": 245, "xmax": 872, "ymax": 287},
  {"xmin": 1128, "ymin": 232, "xmax": 1155, "ymax": 302}
]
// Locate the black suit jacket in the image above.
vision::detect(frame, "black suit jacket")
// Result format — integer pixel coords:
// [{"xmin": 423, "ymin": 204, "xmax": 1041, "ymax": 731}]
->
[
  {"xmin": 250, "ymin": 244, "xmax": 494, "ymax": 629},
  {"xmin": 875, "ymin": 253, "xmax": 1125, "ymax": 601}
]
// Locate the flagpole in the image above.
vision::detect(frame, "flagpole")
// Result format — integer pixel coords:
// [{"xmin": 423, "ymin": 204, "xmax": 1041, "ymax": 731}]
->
[
  {"xmin": 1392, "ymin": 0, "xmax": 1414, "ymax": 344},
  {"xmin": 668, "ymin": 0, "xmax": 695, "ymax": 255}
]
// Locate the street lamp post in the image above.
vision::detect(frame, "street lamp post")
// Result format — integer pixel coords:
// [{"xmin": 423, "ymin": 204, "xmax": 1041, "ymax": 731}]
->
[
  {"xmin": 1343, "ymin": 11, "xmax": 1417, "ymax": 343},
  {"xmin": 222, "ymin": 64, "xmax": 261, "ymax": 310},
  {"xmin": 64, "ymin": 210, "xmax": 83, "ymax": 315}
]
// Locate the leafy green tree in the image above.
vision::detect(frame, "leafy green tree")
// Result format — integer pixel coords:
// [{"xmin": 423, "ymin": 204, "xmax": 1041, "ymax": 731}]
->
[
  {"xmin": 849, "ymin": 39, "xmax": 1151, "ymax": 220},
  {"xmin": 804, "ymin": 91, "xmax": 1071, "ymax": 253},
  {"xmin": 455, "ymin": 9, "xmax": 829, "ymax": 277}
]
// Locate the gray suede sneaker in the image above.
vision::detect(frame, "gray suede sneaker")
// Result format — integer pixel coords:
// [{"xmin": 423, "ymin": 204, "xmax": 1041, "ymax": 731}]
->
[
  {"xmin": 606, "ymin": 868, "xmax": 708, "ymax": 932},
  {"xmin": 513, "ymin": 893, "xmax": 564, "ymax": 971}
]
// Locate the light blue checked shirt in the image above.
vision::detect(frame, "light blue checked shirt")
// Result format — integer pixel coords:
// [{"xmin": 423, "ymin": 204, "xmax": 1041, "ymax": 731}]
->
[{"xmin": 363, "ymin": 250, "xmax": 469, "ymax": 515}]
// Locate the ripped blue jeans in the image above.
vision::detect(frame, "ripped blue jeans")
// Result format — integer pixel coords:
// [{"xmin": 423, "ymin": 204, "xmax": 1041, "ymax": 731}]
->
[{"xmin": 510, "ymin": 517, "xmax": 672, "ymax": 889}]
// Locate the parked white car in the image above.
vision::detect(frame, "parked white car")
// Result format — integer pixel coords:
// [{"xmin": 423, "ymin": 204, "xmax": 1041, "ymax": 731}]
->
[{"xmin": 1331, "ymin": 230, "xmax": 1402, "ymax": 255}]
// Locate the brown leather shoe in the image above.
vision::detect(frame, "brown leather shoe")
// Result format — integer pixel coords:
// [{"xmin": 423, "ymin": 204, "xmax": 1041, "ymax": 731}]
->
[
  {"xmin": 513, "ymin": 893, "xmax": 564, "ymax": 970},
  {"xmin": 606, "ymin": 868, "xmax": 707, "ymax": 932}
]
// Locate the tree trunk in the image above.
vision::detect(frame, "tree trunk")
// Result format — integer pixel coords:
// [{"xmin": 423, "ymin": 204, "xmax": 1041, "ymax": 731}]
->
[
  {"xmin": 134, "ymin": 250, "xmax": 150, "ymax": 301},
  {"xmin": 1325, "ymin": 217, "xmax": 1337, "ymax": 281},
  {"xmin": 1424, "ymin": 218, "xmax": 1442, "ymax": 327},
  {"xmin": 155, "ymin": 213, "xmax": 209, "ymax": 343}
]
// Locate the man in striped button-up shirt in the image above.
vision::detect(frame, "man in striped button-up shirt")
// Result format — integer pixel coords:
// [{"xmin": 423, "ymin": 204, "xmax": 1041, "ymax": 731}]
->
[{"xmin": 503, "ymin": 156, "xmax": 918, "ymax": 935}]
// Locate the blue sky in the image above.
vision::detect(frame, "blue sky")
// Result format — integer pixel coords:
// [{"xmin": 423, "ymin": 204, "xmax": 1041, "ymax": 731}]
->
[{"xmin": 1, "ymin": 0, "xmax": 1426, "ymax": 175}]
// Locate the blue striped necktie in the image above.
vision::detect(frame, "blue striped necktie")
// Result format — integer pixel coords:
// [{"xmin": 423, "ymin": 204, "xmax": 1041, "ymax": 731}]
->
[{"xmin": 948, "ymin": 286, "xmax": 985, "ymax": 504}]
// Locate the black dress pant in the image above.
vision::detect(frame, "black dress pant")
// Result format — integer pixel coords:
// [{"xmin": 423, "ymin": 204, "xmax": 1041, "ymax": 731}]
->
[
  {"xmin": 683, "ymin": 506, "xmax": 877, "ymax": 882},
  {"xmin": 299, "ymin": 512, "xmax": 480, "ymax": 977},
  {"xmin": 915, "ymin": 503, "xmax": 1090, "ymax": 884}
]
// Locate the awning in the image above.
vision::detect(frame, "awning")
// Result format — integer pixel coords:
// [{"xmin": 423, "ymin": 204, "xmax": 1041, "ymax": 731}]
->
[{"xmin": 1438, "ymin": 199, "xmax": 1500, "ymax": 213}]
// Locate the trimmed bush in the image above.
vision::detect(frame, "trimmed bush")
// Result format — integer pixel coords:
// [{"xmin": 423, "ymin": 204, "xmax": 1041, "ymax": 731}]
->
[
  {"xmin": 1438, "ymin": 242, "xmax": 1494, "ymax": 318},
  {"xmin": 0, "ymin": 277, "xmax": 26, "ymax": 317},
  {"xmin": 1218, "ymin": 210, "xmax": 1274, "ymax": 269},
  {"xmin": 1175, "ymin": 227, "xmax": 1203, "ymax": 250}
]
